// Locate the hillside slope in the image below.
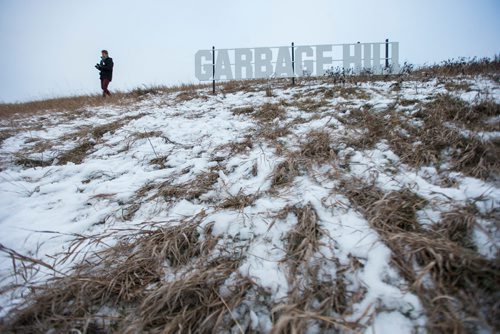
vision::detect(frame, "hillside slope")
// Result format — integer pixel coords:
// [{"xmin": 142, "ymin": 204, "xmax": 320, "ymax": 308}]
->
[{"xmin": 0, "ymin": 70, "xmax": 499, "ymax": 333}]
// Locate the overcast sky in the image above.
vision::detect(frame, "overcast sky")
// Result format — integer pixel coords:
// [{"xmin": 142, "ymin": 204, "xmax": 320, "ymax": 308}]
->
[{"xmin": 0, "ymin": 0, "xmax": 499, "ymax": 103}]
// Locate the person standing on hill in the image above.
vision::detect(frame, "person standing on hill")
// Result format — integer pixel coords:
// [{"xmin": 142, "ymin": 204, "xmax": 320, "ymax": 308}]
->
[{"xmin": 95, "ymin": 50, "xmax": 114, "ymax": 97}]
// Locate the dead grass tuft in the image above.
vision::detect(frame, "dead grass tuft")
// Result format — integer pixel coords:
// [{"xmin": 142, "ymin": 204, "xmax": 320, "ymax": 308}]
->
[
  {"xmin": 132, "ymin": 130, "xmax": 163, "ymax": 140},
  {"xmin": 344, "ymin": 184, "xmax": 427, "ymax": 233},
  {"xmin": 57, "ymin": 141, "xmax": 96, "ymax": 165},
  {"xmin": 175, "ymin": 90, "xmax": 201, "ymax": 102},
  {"xmin": 159, "ymin": 167, "xmax": 220, "ymax": 202},
  {"xmin": 412, "ymin": 56, "xmax": 500, "ymax": 78},
  {"xmin": 231, "ymin": 106, "xmax": 254, "ymax": 116},
  {"xmin": 444, "ymin": 80, "xmax": 473, "ymax": 92},
  {"xmin": 284, "ymin": 204, "xmax": 321, "ymax": 267},
  {"xmin": 126, "ymin": 258, "xmax": 251, "ymax": 333},
  {"xmin": 218, "ymin": 192, "xmax": 258, "ymax": 210},
  {"xmin": 398, "ymin": 98, "xmax": 420, "ymax": 106},
  {"xmin": 342, "ymin": 179, "xmax": 500, "ymax": 333},
  {"xmin": 337, "ymin": 107, "xmax": 391, "ymax": 150},
  {"xmin": 270, "ymin": 157, "xmax": 301, "ymax": 189},
  {"xmin": 55, "ymin": 120, "xmax": 124, "ymax": 165},
  {"xmin": 253, "ymin": 103, "xmax": 286, "ymax": 123},
  {"xmin": 292, "ymin": 97, "xmax": 329, "ymax": 112},
  {"xmin": 0, "ymin": 130, "xmax": 14, "ymax": 146},
  {"xmin": 0, "ymin": 215, "xmax": 244, "ymax": 333},
  {"xmin": 13, "ymin": 155, "xmax": 53, "ymax": 168},
  {"xmin": 298, "ymin": 130, "xmax": 337, "ymax": 163},
  {"xmin": 220, "ymin": 80, "xmax": 251, "ymax": 94},
  {"xmin": 0, "ymin": 83, "xmax": 209, "ymax": 119},
  {"xmin": 396, "ymin": 94, "xmax": 500, "ymax": 179},
  {"xmin": 450, "ymin": 137, "xmax": 500, "ymax": 180},
  {"xmin": 270, "ymin": 204, "xmax": 364, "ymax": 333},
  {"xmin": 216, "ymin": 135, "xmax": 253, "ymax": 155},
  {"xmin": 13, "ymin": 116, "xmax": 146, "ymax": 168},
  {"xmin": 219, "ymin": 78, "xmax": 272, "ymax": 94},
  {"xmin": 257, "ymin": 124, "xmax": 291, "ymax": 143},
  {"xmin": 90, "ymin": 120, "xmax": 124, "ymax": 139},
  {"xmin": 269, "ymin": 130, "xmax": 337, "ymax": 190},
  {"xmin": 149, "ymin": 155, "xmax": 169, "ymax": 168},
  {"xmin": 337, "ymin": 86, "xmax": 370, "ymax": 100},
  {"xmin": 335, "ymin": 94, "xmax": 499, "ymax": 180},
  {"xmin": 0, "ymin": 94, "xmax": 128, "ymax": 119},
  {"xmin": 432, "ymin": 205, "xmax": 477, "ymax": 251}
]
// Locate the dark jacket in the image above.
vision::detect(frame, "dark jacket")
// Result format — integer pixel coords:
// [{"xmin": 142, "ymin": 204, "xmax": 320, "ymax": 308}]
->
[{"xmin": 97, "ymin": 57, "xmax": 114, "ymax": 81}]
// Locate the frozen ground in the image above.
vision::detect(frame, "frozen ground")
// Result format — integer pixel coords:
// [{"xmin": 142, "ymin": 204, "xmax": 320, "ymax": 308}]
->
[{"xmin": 0, "ymin": 75, "xmax": 499, "ymax": 333}]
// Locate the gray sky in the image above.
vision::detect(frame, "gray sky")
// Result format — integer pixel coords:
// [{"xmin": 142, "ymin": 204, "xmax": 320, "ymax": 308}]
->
[{"xmin": 0, "ymin": 0, "xmax": 499, "ymax": 103}]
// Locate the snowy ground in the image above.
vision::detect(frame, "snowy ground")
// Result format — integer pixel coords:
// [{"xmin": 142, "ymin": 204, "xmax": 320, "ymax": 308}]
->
[{"xmin": 0, "ymin": 75, "xmax": 499, "ymax": 333}]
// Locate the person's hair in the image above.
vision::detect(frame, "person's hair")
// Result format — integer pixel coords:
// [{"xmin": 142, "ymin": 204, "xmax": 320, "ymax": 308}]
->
[{"xmin": 101, "ymin": 50, "xmax": 109, "ymax": 55}]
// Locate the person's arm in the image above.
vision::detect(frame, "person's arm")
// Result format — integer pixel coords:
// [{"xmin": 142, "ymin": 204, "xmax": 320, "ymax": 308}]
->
[{"xmin": 100, "ymin": 58, "xmax": 114, "ymax": 71}]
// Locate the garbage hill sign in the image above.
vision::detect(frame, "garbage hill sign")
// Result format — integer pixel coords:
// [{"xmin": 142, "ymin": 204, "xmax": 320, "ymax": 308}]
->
[{"xmin": 195, "ymin": 41, "xmax": 400, "ymax": 81}]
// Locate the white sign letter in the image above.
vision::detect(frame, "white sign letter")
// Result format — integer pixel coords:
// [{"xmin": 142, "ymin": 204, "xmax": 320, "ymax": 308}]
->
[
  {"xmin": 235, "ymin": 48, "xmax": 253, "ymax": 79},
  {"xmin": 195, "ymin": 50, "xmax": 212, "ymax": 81},
  {"xmin": 254, "ymin": 48, "xmax": 273, "ymax": 78},
  {"xmin": 391, "ymin": 42, "xmax": 400, "ymax": 73},
  {"xmin": 316, "ymin": 45, "xmax": 332, "ymax": 76},
  {"xmin": 295, "ymin": 46, "xmax": 314, "ymax": 76},
  {"xmin": 215, "ymin": 49, "xmax": 233, "ymax": 80},
  {"xmin": 372, "ymin": 43, "xmax": 382, "ymax": 74},
  {"xmin": 363, "ymin": 43, "xmax": 372, "ymax": 71},
  {"xmin": 343, "ymin": 44, "xmax": 362, "ymax": 74},
  {"xmin": 275, "ymin": 46, "xmax": 293, "ymax": 77}
]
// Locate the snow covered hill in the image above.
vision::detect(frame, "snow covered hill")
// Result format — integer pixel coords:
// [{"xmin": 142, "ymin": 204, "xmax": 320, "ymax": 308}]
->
[{"xmin": 0, "ymin": 70, "xmax": 499, "ymax": 333}]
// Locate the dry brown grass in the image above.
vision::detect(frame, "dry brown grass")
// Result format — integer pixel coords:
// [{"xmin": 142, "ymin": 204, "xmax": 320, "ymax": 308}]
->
[
  {"xmin": 298, "ymin": 130, "xmax": 337, "ymax": 163},
  {"xmin": 231, "ymin": 106, "xmax": 254, "ymax": 116},
  {"xmin": 0, "ymin": 83, "xmax": 209, "ymax": 120},
  {"xmin": 337, "ymin": 107, "xmax": 392, "ymax": 150},
  {"xmin": 270, "ymin": 157, "xmax": 301, "ymax": 189},
  {"xmin": 57, "ymin": 141, "xmax": 96, "ymax": 165},
  {"xmin": 253, "ymin": 103, "xmax": 286, "ymax": 123},
  {"xmin": 425, "ymin": 94, "xmax": 472, "ymax": 123},
  {"xmin": 149, "ymin": 155, "xmax": 169, "ymax": 169},
  {"xmin": 342, "ymin": 179, "xmax": 500, "ymax": 333},
  {"xmin": 158, "ymin": 167, "xmax": 221, "ymax": 202},
  {"xmin": 269, "ymin": 130, "xmax": 337, "ymax": 190},
  {"xmin": 175, "ymin": 90, "xmax": 203, "ymax": 102},
  {"xmin": 12, "ymin": 115, "xmax": 144, "ymax": 167},
  {"xmin": 132, "ymin": 130, "xmax": 163, "ymax": 140},
  {"xmin": 294, "ymin": 97, "xmax": 330, "ymax": 112},
  {"xmin": 412, "ymin": 56, "xmax": 500, "ymax": 78},
  {"xmin": 258, "ymin": 124, "xmax": 291, "ymax": 143},
  {"xmin": 398, "ymin": 98, "xmax": 420, "ymax": 106},
  {"xmin": 220, "ymin": 78, "xmax": 286, "ymax": 95},
  {"xmin": 444, "ymin": 80, "xmax": 473, "ymax": 92},
  {"xmin": 396, "ymin": 94, "xmax": 500, "ymax": 179},
  {"xmin": 337, "ymin": 87, "xmax": 370, "ymax": 100},
  {"xmin": 0, "ymin": 214, "xmax": 254, "ymax": 333},
  {"xmin": 270, "ymin": 300, "xmax": 362, "ymax": 334},
  {"xmin": 13, "ymin": 155, "xmax": 53, "ymax": 168},
  {"xmin": 0, "ymin": 130, "xmax": 14, "ymax": 146},
  {"xmin": 218, "ymin": 192, "xmax": 258, "ymax": 210},
  {"xmin": 126, "ymin": 258, "xmax": 251, "ymax": 333},
  {"xmin": 336, "ymin": 94, "xmax": 500, "ymax": 180},
  {"xmin": 284, "ymin": 204, "xmax": 322, "ymax": 271},
  {"xmin": 270, "ymin": 204, "xmax": 365, "ymax": 333},
  {"xmin": 215, "ymin": 135, "xmax": 253, "ymax": 156},
  {"xmin": 0, "ymin": 94, "xmax": 127, "ymax": 119},
  {"xmin": 220, "ymin": 80, "xmax": 253, "ymax": 94},
  {"xmin": 432, "ymin": 205, "xmax": 478, "ymax": 251}
]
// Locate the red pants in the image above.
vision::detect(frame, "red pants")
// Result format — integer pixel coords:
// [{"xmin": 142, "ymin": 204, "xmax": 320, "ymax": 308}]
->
[{"xmin": 101, "ymin": 79, "xmax": 111, "ymax": 97}]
